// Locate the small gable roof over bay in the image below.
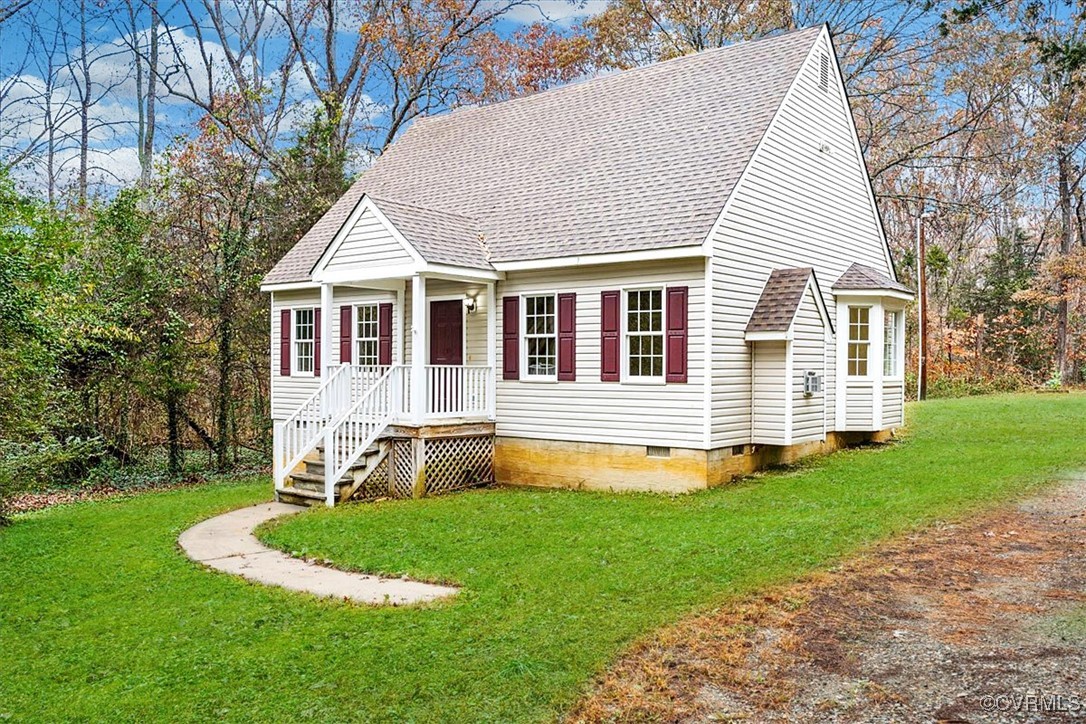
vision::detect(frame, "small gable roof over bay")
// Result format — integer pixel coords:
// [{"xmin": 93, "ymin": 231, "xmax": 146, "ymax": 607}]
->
[
  {"xmin": 832, "ymin": 263, "xmax": 912, "ymax": 295},
  {"xmin": 264, "ymin": 25, "xmax": 824, "ymax": 285},
  {"xmin": 745, "ymin": 267, "xmax": 831, "ymax": 338}
]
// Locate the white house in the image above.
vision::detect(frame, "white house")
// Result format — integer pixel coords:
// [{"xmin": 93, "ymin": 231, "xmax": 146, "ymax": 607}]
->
[{"xmin": 261, "ymin": 25, "xmax": 913, "ymax": 506}]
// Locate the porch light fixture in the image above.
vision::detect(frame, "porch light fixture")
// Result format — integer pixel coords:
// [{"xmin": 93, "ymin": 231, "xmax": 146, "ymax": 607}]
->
[{"xmin": 464, "ymin": 296, "xmax": 478, "ymax": 315}]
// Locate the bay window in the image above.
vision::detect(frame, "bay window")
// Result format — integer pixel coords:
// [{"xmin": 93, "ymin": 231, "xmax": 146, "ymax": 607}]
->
[
  {"xmin": 883, "ymin": 310, "xmax": 900, "ymax": 377},
  {"xmin": 847, "ymin": 306, "xmax": 870, "ymax": 377}
]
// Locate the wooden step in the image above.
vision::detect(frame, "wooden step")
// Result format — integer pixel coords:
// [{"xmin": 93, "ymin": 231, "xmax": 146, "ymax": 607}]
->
[
  {"xmin": 302, "ymin": 445, "xmax": 380, "ymax": 477},
  {"xmin": 276, "ymin": 486, "xmax": 329, "ymax": 507},
  {"xmin": 287, "ymin": 471, "xmax": 354, "ymax": 493}
]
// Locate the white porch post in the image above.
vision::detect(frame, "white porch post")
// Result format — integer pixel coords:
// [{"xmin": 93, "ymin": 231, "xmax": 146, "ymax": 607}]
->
[
  {"xmin": 320, "ymin": 283, "xmax": 333, "ymax": 378},
  {"xmin": 411, "ymin": 274, "xmax": 427, "ymax": 425},
  {"xmin": 486, "ymin": 280, "xmax": 497, "ymax": 421},
  {"xmin": 321, "ymin": 283, "xmax": 335, "ymax": 507}
]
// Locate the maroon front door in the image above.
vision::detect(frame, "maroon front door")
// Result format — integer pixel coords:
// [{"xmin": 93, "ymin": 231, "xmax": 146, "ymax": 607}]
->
[
  {"xmin": 429, "ymin": 300, "xmax": 464, "ymax": 365},
  {"xmin": 429, "ymin": 300, "xmax": 463, "ymax": 413}
]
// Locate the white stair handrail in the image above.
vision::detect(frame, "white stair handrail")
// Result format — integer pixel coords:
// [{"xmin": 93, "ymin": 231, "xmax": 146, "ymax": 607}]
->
[
  {"xmin": 322, "ymin": 367, "xmax": 399, "ymax": 504},
  {"xmin": 273, "ymin": 364, "xmax": 353, "ymax": 490}
]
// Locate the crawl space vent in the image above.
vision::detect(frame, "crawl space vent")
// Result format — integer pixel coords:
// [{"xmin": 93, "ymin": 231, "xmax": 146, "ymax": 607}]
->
[{"xmin": 646, "ymin": 445, "xmax": 671, "ymax": 458}]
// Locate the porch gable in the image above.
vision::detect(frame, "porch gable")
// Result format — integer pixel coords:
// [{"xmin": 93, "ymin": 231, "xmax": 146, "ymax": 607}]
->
[{"xmin": 313, "ymin": 196, "xmax": 424, "ymax": 280}]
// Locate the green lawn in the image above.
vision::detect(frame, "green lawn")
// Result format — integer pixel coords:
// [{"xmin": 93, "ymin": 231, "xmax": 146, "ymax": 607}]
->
[{"xmin": 2, "ymin": 394, "xmax": 1085, "ymax": 722}]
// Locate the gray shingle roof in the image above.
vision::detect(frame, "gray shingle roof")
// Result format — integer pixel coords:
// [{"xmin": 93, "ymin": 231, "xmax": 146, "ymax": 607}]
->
[
  {"xmin": 832, "ymin": 263, "xmax": 912, "ymax": 294},
  {"xmin": 264, "ymin": 26, "xmax": 823, "ymax": 285},
  {"xmin": 746, "ymin": 268, "xmax": 814, "ymax": 333},
  {"xmin": 368, "ymin": 195, "xmax": 489, "ymax": 268}
]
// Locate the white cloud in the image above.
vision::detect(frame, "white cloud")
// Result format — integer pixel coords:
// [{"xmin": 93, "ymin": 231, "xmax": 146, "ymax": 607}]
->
[{"xmin": 487, "ymin": 1, "xmax": 608, "ymax": 25}]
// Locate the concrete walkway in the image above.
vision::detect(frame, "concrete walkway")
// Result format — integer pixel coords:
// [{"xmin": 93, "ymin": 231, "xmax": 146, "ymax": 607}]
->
[{"xmin": 178, "ymin": 502, "xmax": 458, "ymax": 605}]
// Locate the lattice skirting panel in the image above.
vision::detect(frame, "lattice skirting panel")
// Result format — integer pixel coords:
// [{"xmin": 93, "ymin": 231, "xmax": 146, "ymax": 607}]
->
[
  {"xmin": 423, "ymin": 435, "xmax": 494, "ymax": 495},
  {"xmin": 348, "ymin": 456, "xmax": 391, "ymax": 501},
  {"xmin": 391, "ymin": 439, "xmax": 416, "ymax": 498},
  {"xmin": 382, "ymin": 434, "xmax": 494, "ymax": 499}
]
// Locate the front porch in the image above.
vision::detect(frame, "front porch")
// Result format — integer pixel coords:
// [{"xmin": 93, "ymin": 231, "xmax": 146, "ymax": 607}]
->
[{"xmin": 272, "ymin": 271, "xmax": 500, "ymax": 506}]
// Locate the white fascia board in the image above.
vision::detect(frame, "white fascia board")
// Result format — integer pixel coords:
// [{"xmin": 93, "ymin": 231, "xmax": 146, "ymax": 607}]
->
[
  {"xmin": 315, "ymin": 264, "xmax": 419, "ymax": 284},
  {"xmin": 421, "ymin": 263, "xmax": 503, "ymax": 282},
  {"xmin": 260, "ymin": 281, "xmax": 320, "ymax": 293},
  {"xmin": 491, "ymin": 245, "xmax": 707, "ymax": 272},
  {"xmin": 315, "ymin": 262, "xmax": 502, "ymax": 285},
  {"xmin": 832, "ymin": 288, "xmax": 914, "ymax": 302},
  {"xmin": 745, "ymin": 330, "xmax": 794, "ymax": 342}
]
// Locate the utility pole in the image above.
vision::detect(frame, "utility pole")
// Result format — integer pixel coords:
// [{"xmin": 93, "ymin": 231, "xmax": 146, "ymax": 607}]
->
[{"xmin": 916, "ymin": 200, "xmax": 935, "ymax": 401}]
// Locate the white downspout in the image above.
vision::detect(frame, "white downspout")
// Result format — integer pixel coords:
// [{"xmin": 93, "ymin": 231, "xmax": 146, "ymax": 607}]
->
[{"xmin": 486, "ymin": 280, "xmax": 497, "ymax": 421}]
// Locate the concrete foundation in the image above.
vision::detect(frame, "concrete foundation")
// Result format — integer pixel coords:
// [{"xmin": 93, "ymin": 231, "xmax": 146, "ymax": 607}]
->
[{"xmin": 494, "ymin": 430, "xmax": 894, "ymax": 493}]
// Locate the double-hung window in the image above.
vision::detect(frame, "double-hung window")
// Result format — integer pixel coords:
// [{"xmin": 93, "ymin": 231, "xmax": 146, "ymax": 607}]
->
[
  {"xmin": 355, "ymin": 304, "xmax": 379, "ymax": 366},
  {"xmin": 523, "ymin": 294, "xmax": 557, "ymax": 379},
  {"xmin": 847, "ymin": 306, "xmax": 870, "ymax": 377},
  {"xmin": 883, "ymin": 310, "xmax": 900, "ymax": 377},
  {"xmin": 293, "ymin": 308, "xmax": 315, "ymax": 375},
  {"xmin": 625, "ymin": 289, "xmax": 664, "ymax": 380}
]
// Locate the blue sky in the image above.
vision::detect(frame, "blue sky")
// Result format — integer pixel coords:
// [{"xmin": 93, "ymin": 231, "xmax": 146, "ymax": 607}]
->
[{"xmin": 0, "ymin": 1, "xmax": 607, "ymax": 196}]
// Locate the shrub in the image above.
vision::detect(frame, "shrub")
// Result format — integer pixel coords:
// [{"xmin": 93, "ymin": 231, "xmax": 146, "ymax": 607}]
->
[{"xmin": 0, "ymin": 436, "xmax": 103, "ymax": 524}]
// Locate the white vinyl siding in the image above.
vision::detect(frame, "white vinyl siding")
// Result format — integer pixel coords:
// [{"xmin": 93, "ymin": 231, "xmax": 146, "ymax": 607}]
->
[
  {"xmin": 495, "ymin": 259, "xmax": 704, "ymax": 448},
  {"xmin": 709, "ymin": 32, "xmax": 894, "ymax": 446},
  {"xmin": 323, "ymin": 206, "xmax": 413, "ymax": 272},
  {"xmin": 271, "ymin": 289, "xmax": 321, "ymax": 419},
  {"xmin": 883, "ymin": 380, "xmax": 904, "ymax": 428},
  {"xmin": 791, "ymin": 288, "xmax": 826, "ymax": 443},
  {"xmin": 271, "ymin": 286, "xmax": 400, "ymax": 420},
  {"xmin": 751, "ymin": 341, "xmax": 788, "ymax": 445},
  {"xmin": 845, "ymin": 383, "xmax": 874, "ymax": 429}
]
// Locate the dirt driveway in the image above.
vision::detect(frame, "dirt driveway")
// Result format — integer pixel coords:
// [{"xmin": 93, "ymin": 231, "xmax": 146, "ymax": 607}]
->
[{"xmin": 572, "ymin": 474, "xmax": 1086, "ymax": 723}]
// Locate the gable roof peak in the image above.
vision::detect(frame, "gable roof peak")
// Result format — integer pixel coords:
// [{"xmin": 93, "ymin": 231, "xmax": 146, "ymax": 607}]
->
[{"xmin": 264, "ymin": 25, "xmax": 825, "ymax": 285}]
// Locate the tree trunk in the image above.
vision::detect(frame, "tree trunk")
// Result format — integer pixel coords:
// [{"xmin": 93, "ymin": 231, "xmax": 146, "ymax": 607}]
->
[
  {"xmin": 1056, "ymin": 150, "xmax": 1073, "ymax": 382},
  {"xmin": 166, "ymin": 386, "xmax": 181, "ymax": 477}
]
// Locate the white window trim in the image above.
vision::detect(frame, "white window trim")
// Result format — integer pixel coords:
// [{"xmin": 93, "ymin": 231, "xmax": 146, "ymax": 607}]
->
[
  {"xmin": 622, "ymin": 286, "xmax": 666, "ymax": 385},
  {"xmin": 883, "ymin": 309, "xmax": 904, "ymax": 380},
  {"xmin": 846, "ymin": 304, "xmax": 873, "ymax": 379},
  {"xmin": 520, "ymin": 292, "xmax": 558, "ymax": 383},
  {"xmin": 354, "ymin": 303, "xmax": 381, "ymax": 367},
  {"xmin": 291, "ymin": 307, "xmax": 316, "ymax": 377}
]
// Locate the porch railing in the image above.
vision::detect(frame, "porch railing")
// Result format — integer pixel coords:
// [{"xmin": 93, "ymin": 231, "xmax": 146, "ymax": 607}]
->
[
  {"xmin": 275, "ymin": 363, "xmax": 494, "ymax": 498},
  {"xmin": 273, "ymin": 364, "xmax": 353, "ymax": 491},
  {"xmin": 425, "ymin": 365, "xmax": 492, "ymax": 419}
]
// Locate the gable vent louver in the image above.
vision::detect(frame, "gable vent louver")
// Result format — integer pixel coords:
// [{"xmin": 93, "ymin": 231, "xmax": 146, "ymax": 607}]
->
[{"xmin": 819, "ymin": 52, "xmax": 830, "ymax": 93}]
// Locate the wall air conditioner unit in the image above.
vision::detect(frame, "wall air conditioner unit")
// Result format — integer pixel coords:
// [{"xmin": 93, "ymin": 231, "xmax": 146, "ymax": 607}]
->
[{"xmin": 803, "ymin": 371, "xmax": 823, "ymax": 397}]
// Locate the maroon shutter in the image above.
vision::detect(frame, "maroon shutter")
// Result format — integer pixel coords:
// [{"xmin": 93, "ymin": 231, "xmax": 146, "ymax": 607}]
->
[
  {"xmin": 279, "ymin": 309, "xmax": 291, "ymax": 376},
  {"xmin": 378, "ymin": 302, "xmax": 393, "ymax": 365},
  {"xmin": 313, "ymin": 308, "xmax": 321, "ymax": 376},
  {"xmin": 600, "ymin": 290, "xmax": 620, "ymax": 382},
  {"xmin": 557, "ymin": 293, "xmax": 576, "ymax": 381},
  {"xmin": 502, "ymin": 296, "xmax": 519, "ymax": 380},
  {"xmin": 665, "ymin": 286, "xmax": 688, "ymax": 383},
  {"xmin": 339, "ymin": 306, "xmax": 352, "ymax": 364}
]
